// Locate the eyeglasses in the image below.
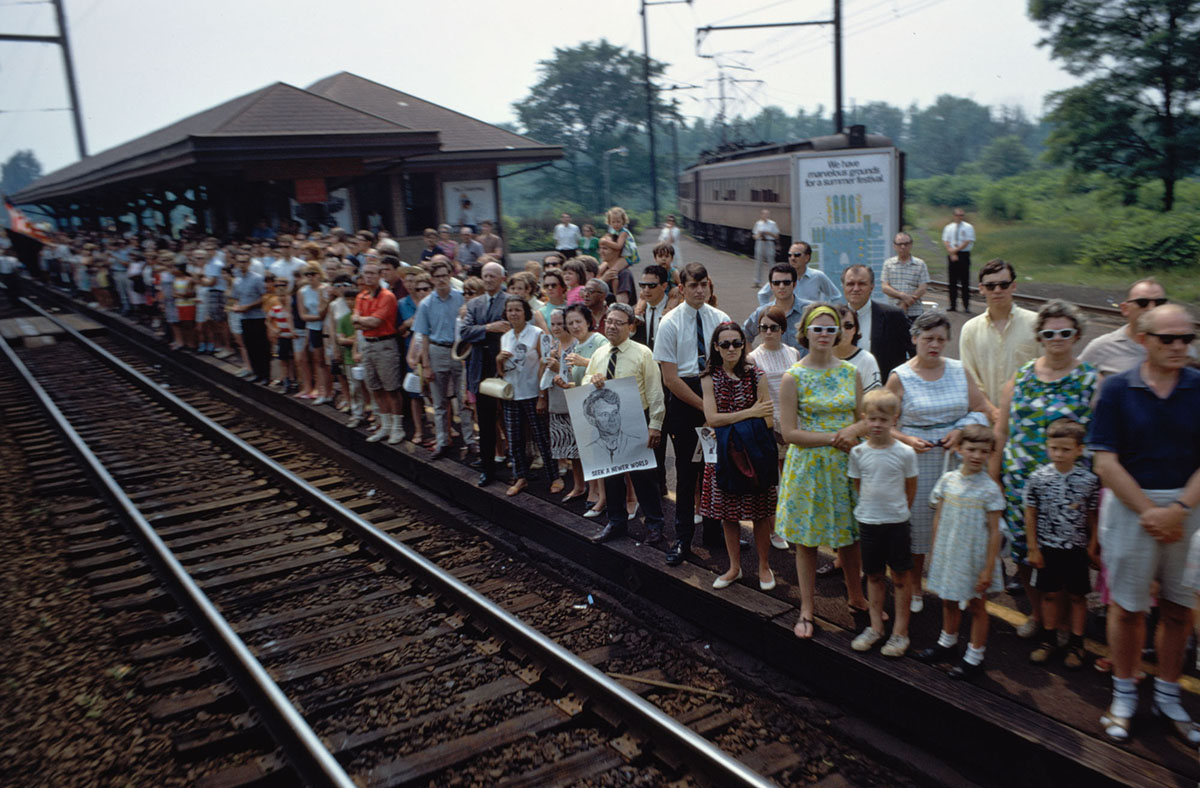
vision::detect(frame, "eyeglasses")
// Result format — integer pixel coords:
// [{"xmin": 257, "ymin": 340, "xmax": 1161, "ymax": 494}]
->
[
  {"xmin": 758, "ymin": 323, "xmax": 782, "ymax": 332},
  {"xmin": 1038, "ymin": 328, "xmax": 1078, "ymax": 340},
  {"xmin": 770, "ymin": 279, "xmax": 793, "ymax": 286},
  {"xmin": 414, "ymin": 286, "xmax": 432, "ymax": 292},
  {"xmin": 638, "ymin": 281, "xmax": 661, "ymax": 288},
  {"xmin": 1147, "ymin": 332, "xmax": 1196, "ymax": 346},
  {"xmin": 807, "ymin": 325, "xmax": 839, "ymax": 335},
  {"xmin": 788, "ymin": 252, "xmax": 809, "ymax": 258},
  {"xmin": 1126, "ymin": 297, "xmax": 1168, "ymax": 309},
  {"xmin": 716, "ymin": 339, "xmax": 745, "ymax": 349},
  {"xmin": 894, "ymin": 241, "xmax": 912, "ymax": 246},
  {"xmin": 604, "ymin": 319, "xmax": 630, "ymax": 327},
  {"xmin": 842, "ymin": 322, "xmax": 857, "ymax": 330},
  {"xmin": 980, "ymin": 280, "xmax": 1013, "ymax": 291}
]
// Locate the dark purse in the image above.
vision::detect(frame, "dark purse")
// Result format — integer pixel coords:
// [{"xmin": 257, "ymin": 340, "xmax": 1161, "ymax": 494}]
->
[{"xmin": 714, "ymin": 418, "xmax": 779, "ymax": 494}]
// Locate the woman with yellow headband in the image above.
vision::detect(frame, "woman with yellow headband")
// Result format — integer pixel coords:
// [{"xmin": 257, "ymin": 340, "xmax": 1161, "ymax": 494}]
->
[{"xmin": 776, "ymin": 303, "xmax": 868, "ymax": 639}]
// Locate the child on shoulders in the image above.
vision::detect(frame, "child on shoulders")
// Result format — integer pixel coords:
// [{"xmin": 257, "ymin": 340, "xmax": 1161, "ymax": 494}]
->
[
  {"xmin": 917, "ymin": 424, "xmax": 1005, "ymax": 680},
  {"xmin": 1023, "ymin": 418, "xmax": 1099, "ymax": 669},
  {"xmin": 848, "ymin": 389, "xmax": 919, "ymax": 658}
]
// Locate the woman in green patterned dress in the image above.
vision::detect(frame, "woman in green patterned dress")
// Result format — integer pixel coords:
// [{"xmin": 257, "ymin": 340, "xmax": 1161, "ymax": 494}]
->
[
  {"xmin": 993, "ymin": 300, "xmax": 1098, "ymax": 637},
  {"xmin": 776, "ymin": 304, "xmax": 867, "ymax": 638}
]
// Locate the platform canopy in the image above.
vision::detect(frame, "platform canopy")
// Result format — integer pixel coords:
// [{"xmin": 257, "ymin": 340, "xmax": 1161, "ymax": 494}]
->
[{"xmin": 11, "ymin": 73, "xmax": 561, "ymax": 208}]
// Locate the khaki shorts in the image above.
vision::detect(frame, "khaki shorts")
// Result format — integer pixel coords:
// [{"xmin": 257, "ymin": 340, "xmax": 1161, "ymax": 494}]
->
[
  {"xmin": 362, "ymin": 339, "xmax": 402, "ymax": 392},
  {"xmin": 1099, "ymin": 488, "xmax": 1200, "ymax": 613}
]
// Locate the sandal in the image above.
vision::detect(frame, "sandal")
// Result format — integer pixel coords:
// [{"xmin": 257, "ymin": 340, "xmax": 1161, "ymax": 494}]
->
[
  {"xmin": 1153, "ymin": 704, "xmax": 1200, "ymax": 746},
  {"xmin": 549, "ymin": 478, "xmax": 566, "ymax": 495},
  {"xmin": 793, "ymin": 616, "xmax": 815, "ymax": 640},
  {"xmin": 816, "ymin": 562, "xmax": 839, "ymax": 578},
  {"xmin": 1100, "ymin": 706, "xmax": 1132, "ymax": 743}
]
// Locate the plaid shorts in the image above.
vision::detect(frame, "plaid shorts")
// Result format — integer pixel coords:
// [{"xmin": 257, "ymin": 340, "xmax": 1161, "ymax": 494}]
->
[{"xmin": 206, "ymin": 288, "xmax": 226, "ymax": 322}]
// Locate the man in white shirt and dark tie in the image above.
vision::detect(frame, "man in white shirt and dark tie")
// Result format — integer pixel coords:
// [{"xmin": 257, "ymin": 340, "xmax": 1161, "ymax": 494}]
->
[
  {"xmin": 653, "ymin": 262, "xmax": 731, "ymax": 565},
  {"xmin": 634, "ymin": 263, "xmax": 671, "ymax": 491},
  {"xmin": 941, "ymin": 207, "xmax": 976, "ymax": 312}
]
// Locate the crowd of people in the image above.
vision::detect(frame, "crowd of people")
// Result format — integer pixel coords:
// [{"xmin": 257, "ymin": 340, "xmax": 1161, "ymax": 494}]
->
[{"xmin": 15, "ymin": 205, "xmax": 1200, "ymax": 749}]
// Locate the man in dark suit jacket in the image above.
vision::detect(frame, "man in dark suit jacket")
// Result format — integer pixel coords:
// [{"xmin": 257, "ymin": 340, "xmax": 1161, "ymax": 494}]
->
[
  {"xmin": 841, "ymin": 264, "xmax": 913, "ymax": 382},
  {"xmin": 458, "ymin": 261, "xmax": 510, "ymax": 486}
]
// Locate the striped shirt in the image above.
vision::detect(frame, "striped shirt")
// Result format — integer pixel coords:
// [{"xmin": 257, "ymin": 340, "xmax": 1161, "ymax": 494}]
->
[{"xmin": 882, "ymin": 255, "xmax": 930, "ymax": 317}]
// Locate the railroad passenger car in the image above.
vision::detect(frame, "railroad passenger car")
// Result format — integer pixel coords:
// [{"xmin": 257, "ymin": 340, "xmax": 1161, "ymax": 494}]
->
[{"xmin": 678, "ymin": 125, "xmax": 902, "ymax": 255}]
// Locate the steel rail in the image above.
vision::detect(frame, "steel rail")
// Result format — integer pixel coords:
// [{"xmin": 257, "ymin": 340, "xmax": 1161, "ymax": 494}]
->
[
  {"xmin": 0, "ymin": 327, "xmax": 358, "ymax": 788},
  {"xmin": 15, "ymin": 298, "xmax": 779, "ymax": 786}
]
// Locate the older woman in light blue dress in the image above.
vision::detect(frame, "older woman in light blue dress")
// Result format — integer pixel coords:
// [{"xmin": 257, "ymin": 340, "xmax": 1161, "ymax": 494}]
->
[{"xmin": 884, "ymin": 311, "xmax": 989, "ymax": 613}]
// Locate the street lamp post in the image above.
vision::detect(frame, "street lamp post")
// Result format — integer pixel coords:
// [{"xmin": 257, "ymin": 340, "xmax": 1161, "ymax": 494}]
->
[
  {"xmin": 603, "ymin": 146, "xmax": 629, "ymax": 210},
  {"xmin": 641, "ymin": 0, "xmax": 692, "ymax": 228}
]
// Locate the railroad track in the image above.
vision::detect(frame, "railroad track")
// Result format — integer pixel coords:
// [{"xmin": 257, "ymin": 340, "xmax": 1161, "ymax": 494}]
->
[
  {"xmin": 1, "ymin": 300, "xmax": 782, "ymax": 788},
  {"xmin": 926, "ymin": 279, "xmax": 1124, "ymax": 321}
]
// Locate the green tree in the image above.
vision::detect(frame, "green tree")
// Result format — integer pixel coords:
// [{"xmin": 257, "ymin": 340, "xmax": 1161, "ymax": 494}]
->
[
  {"xmin": 977, "ymin": 135, "xmax": 1034, "ymax": 179},
  {"xmin": 906, "ymin": 95, "xmax": 995, "ymax": 177},
  {"xmin": 1029, "ymin": 0, "xmax": 1200, "ymax": 211},
  {"xmin": 846, "ymin": 101, "xmax": 906, "ymax": 146},
  {"xmin": 0, "ymin": 149, "xmax": 42, "ymax": 196},
  {"xmin": 512, "ymin": 40, "xmax": 679, "ymax": 213}
]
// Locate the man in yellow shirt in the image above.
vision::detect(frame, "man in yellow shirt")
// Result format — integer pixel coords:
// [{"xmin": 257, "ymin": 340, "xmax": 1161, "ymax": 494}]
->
[{"xmin": 958, "ymin": 259, "xmax": 1038, "ymax": 423}]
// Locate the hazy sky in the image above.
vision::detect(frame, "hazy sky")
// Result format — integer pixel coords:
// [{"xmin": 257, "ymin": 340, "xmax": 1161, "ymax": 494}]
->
[{"xmin": 0, "ymin": 0, "xmax": 1079, "ymax": 180}]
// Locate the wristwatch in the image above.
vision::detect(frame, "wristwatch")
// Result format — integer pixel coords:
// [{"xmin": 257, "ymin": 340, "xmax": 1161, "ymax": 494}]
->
[{"xmin": 1172, "ymin": 500, "xmax": 1192, "ymax": 513}]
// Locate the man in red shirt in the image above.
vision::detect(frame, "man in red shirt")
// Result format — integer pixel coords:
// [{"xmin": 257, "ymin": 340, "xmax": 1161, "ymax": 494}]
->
[{"xmin": 353, "ymin": 261, "xmax": 404, "ymax": 444}]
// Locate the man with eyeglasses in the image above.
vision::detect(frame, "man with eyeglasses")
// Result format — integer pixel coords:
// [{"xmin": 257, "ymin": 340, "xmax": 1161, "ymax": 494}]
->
[
  {"xmin": 654, "ymin": 262, "xmax": 731, "ymax": 565},
  {"xmin": 756, "ymin": 241, "xmax": 841, "ymax": 306},
  {"xmin": 959, "ymin": 258, "xmax": 1038, "ymax": 423},
  {"xmin": 584, "ymin": 302, "xmax": 667, "ymax": 543},
  {"xmin": 411, "ymin": 260, "xmax": 467, "ymax": 460},
  {"xmin": 942, "ymin": 208, "xmax": 975, "ymax": 312},
  {"xmin": 1087, "ymin": 303, "xmax": 1200, "ymax": 745},
  {"xmin": 744, "ymin": 263, "xmax": 810, "ymax": 351},
  {"xmin": 1080, "ymin": 277, "xmax": 1196, "ymax": 378},
  {"xmin": 881, "ymin": 232, "xmax": 929, "ymax": 321},
  {"xmin": 633, "ymin": 265, "xmax": 670, "ymax": 352},
  {"xmin": 840, "ymin": 264, "xmax": 913, "ymax": 381}
]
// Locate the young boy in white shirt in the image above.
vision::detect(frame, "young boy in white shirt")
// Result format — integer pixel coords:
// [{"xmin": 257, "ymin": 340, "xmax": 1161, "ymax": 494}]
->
[{"xmin": 848, "ymin": 389, "xmax": 919, "ymax": 657}]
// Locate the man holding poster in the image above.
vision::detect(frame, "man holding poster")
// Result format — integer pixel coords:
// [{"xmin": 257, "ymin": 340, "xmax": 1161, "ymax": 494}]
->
[{"xmin": 579, "ymin": 303, "xmax": 666, "ymax": 544}]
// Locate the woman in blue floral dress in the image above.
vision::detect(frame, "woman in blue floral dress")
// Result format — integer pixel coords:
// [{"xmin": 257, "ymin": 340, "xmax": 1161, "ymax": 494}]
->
[
  {"xmin": 776, "ymin": 304, "xmax": 867, "ymax": 638},
  {"xmin": 994, "ymin": 300, "xmax": 1098, "ymax": 635}
]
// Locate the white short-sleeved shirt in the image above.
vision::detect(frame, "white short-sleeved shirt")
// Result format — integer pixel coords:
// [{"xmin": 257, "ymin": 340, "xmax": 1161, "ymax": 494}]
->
[
  {"xmin": 941, "ymin": 220, "xmax": 976, "ymax": 252},
  {"xmin": 652, "ymin": 302, "xmax": 731, "ymax": 377},
  {"xmin": 849, "ymin": 441, "xmax": 919, "ymax": 524},
  {"xmin": 753, "ymin": 219, "xmax": 779, "ymax": 240},
  {"xmin": 553, "ymin": 223, "xmax": 581, "ymax": 251},
  {"xmin": 203, "ymin": 259, "xmax": 227, "ymax": 291},
  {"xmin": 501, "ymin": 323, "xmax": 552, "ymax": 400}
]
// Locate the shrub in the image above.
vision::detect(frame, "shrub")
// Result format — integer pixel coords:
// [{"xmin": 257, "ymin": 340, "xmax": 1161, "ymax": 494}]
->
[
  {"xmin": 1077, "ymin": 210, "xmax": 1200, "ymax": 270},
  {"xmin": 905, "ymin": 174, "xmax": 988, "ymax": 209},
  {"xmin": 980, "ymin": 181, "xmax": 1026, "ymax": 221}
]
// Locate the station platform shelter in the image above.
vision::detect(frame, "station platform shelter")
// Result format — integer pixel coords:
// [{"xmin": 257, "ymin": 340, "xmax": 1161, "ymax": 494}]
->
[{"xmin": 11, "ymin": 72, "xmax": 562, "ymax": 256}]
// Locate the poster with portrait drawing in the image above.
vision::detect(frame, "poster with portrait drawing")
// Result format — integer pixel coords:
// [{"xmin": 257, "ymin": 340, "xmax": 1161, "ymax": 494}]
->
[{"xmin": 565, "ymin": 377, "xmax": 656, "ymax": 481}]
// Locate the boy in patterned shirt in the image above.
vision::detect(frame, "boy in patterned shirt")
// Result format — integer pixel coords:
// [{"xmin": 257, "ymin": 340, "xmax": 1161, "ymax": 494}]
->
[{"xmin": 1023, "ymin": 418, "xmax": 1100, "ymax": 669}]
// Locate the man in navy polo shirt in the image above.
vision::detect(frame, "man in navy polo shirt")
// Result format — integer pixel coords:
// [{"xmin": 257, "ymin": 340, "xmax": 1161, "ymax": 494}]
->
[{"xmin": 1088, "ymin": 303, "xmax": 1200, "ymax": 745}]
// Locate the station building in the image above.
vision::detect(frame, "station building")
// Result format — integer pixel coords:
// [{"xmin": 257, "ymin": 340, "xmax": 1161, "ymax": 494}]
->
[{"xmin": 11, "ymin": 72, "xmax": 562, "ymax": 255}]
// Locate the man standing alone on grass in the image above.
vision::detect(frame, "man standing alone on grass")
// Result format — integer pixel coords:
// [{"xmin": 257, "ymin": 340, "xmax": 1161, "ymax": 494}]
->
[
  {"xmin": 942, "ymin": 208, "xmax": 975, "ymax": 312},
  {"xmin": 555, "ymin": 213, "xmax": 581, "ymax": 260}
]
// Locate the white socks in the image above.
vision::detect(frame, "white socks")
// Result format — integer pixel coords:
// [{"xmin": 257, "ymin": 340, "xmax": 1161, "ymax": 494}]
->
[
  {"xmin": 937, "ymin": 630, "xmax": 957, "ymax": 649},
  {"xmin": 1111, "ymin": 676, "xmax": 1138, "ymax": 719},
  {"xmin": 1153, "ymin": 677, "xmax": 1190, "ymax": 722},
  {"xmin": 964, "ymin": 645, "xmax": 986, "ymax": 666}
]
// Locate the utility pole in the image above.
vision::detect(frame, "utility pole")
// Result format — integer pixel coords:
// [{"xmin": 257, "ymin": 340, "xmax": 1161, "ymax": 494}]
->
[
  {"xmin": 0, "ymin": 0, "xmax": 88, "ymax": 159},
  {"xmin": 697, "ymin": 0, "xmax": 844, "ymax": 135},
  {"xmin": 641, "ymin": 0, "xmax": 691, "ymax": 228}
]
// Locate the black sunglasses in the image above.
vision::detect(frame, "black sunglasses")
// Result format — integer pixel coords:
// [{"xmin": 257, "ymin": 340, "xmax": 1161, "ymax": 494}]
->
[
  {"xmin": 1146, "ymin": 332, "xmax": 1195, "ymax": 346},
  {"xmin": 980, "ymin": 280, "xmax": 1013, "ymax": 291},
  {"xmin": 771, "ymin": 279, "xmax": 794, "ymax": 286},
  {"xmin": 638, "ymin": 281, "xmax": 662, "ymax": 288},
  {"xmin": 1126, "ymin": 297, "xmax": 1169, "ymax": 309},
  {"xmin": 716, "ymin": 339, "xmax": 744, "ymax": 349},
  {"xmin": 788, "ymin": 252, "xmax": 808, "ymax": 258}
]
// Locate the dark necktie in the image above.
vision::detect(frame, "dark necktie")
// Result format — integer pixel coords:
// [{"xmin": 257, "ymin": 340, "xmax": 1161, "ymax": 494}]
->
[
  {"xmin": 606, "ymin": 347, "xmax": 619, "ymax": 380},
  {"xmin": 647, "ymin": 306, "xmax": 656, "ymax": 347},
  {"xmin": 695, "ymin": 312, "xmax": 706, "ymax": 371}
]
